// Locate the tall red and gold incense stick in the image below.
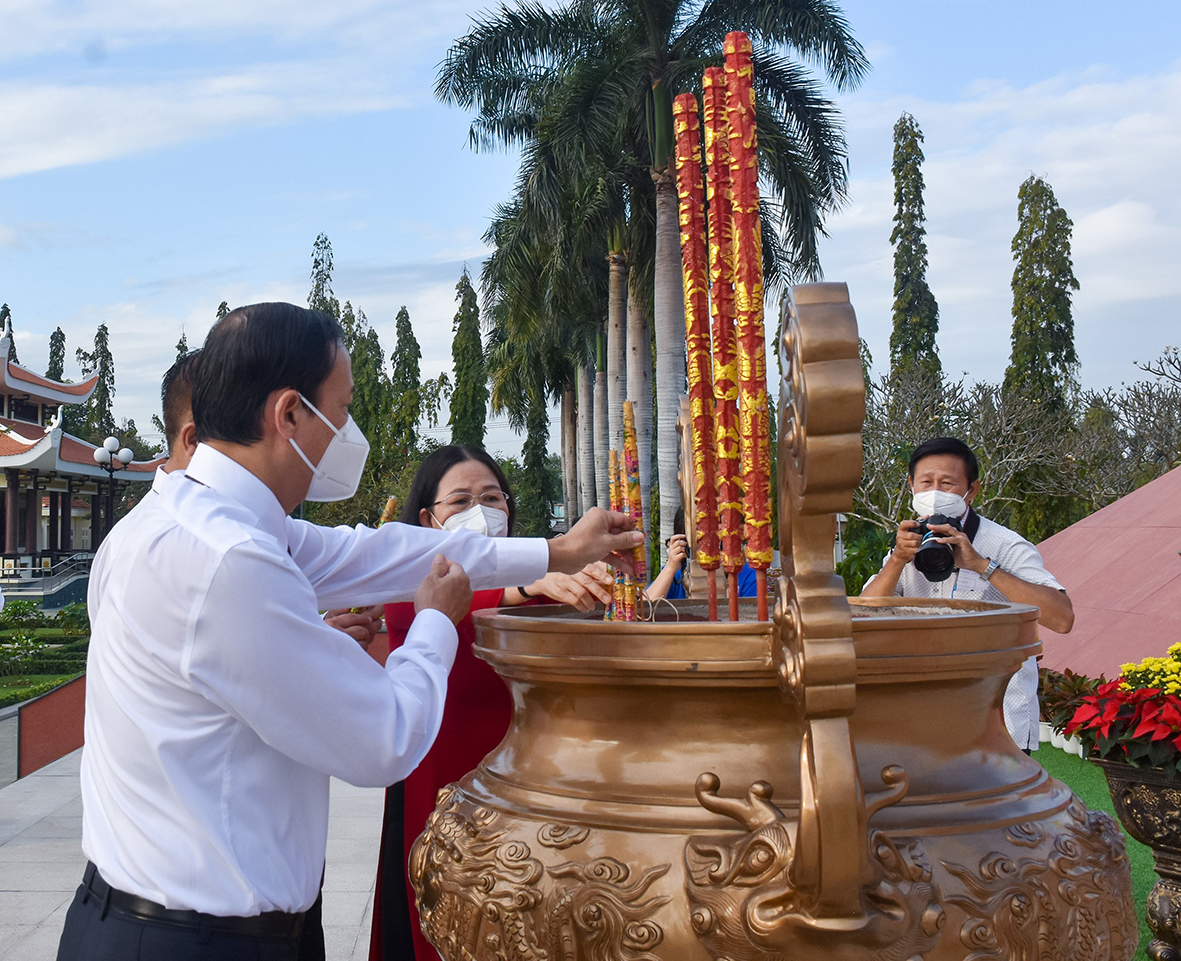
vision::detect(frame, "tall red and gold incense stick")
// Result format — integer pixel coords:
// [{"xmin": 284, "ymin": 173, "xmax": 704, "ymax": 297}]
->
[
  {"xmin": 607, "ymin": 449, "xmax": 627, "ymax": 620},
  {"xmin": 622, "ymin": 401, "xmax": 647, "ymax": 595},
  {"xmin": 702, "ymin": 65, "xmax": 744, "ymax": 621},
  {"xmin": 618, "ymin": 454, "xmax": 637, "ymax": 621},
  {"xmin": 673, "ymin": 92, "xmax": 720, "ymax": 620},
  {"xmin": 724, "ymin": 32, "xmax": 772, "ymax": 621}
]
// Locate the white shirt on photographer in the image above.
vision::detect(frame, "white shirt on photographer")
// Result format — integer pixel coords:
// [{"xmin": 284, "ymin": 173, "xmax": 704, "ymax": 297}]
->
[
  {"xmin": 864, "ymin": 510, "xmax": 1064, "ymax": 751},
  {"xmin": 82, "ymin": 443, "xmax": 548, "ymax": 917}
]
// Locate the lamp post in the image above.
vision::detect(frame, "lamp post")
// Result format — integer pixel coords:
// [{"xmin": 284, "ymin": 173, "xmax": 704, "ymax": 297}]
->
[{"xmin": 93, "ymin": 436, "xmax": 134, "ymax": 542}]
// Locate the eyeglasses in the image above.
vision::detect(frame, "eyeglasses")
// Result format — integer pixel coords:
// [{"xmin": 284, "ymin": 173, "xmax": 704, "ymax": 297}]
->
[{"xmin": 431, "ymin": 491, "xmax": 511, "ymax": 511}]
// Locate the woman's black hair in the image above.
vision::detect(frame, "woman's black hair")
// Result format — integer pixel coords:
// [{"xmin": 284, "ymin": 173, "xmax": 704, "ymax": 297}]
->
[
  {"xmin": 402, "ymin": 445, "xmax": 515, "ymax": 533},
  {"xmin": 192, "ymin": 303, "xmax": 344, "ymax": 445}
]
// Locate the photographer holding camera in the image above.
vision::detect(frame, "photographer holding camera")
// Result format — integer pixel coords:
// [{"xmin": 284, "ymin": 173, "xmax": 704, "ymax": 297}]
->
[{"xmin": 862, "ymin": 437, "xmax": 1074, "ymax": 752}]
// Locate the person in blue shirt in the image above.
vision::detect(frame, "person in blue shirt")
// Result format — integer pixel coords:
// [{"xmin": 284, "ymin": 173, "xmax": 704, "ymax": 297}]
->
[{"xmin": 646, "ymin": 509, "xmax": 757, "ymax": 601}]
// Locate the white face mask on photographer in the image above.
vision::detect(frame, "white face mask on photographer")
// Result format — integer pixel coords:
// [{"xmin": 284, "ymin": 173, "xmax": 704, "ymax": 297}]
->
[
  {"xmin": 289, "ymin": 393, "xmax": 370, "ymax": 502},
  {"xmin": 911, "ymin": 489, "xmax": 968, "ymax": 520},
  {"xmin": 437, "ymin": 503, "xmax": 510, "ymax": 538}
]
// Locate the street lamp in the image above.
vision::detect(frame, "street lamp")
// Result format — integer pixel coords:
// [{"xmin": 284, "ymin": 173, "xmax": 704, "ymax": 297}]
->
[{"xmin": 93, "ymin": 436, "xmax": 134, "ymax": 542}]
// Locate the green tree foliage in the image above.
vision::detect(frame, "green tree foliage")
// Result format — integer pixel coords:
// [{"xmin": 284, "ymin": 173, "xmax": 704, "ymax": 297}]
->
[
  {"xmin": 74, "ymin": 324, "xmax": 117, "ymax": 440},
  {"xmin": 118, "ymin": 417, "xmax": 162, "ymax": 460},
  {"xmin": 1004, "ymin": 175, "xmax": 1080, "ymax": 411},
  {"xmin": 1, "ymin": 304, "xmax": 17, "ymax": 364},
  {"xmin": 216, "ymin": 301, "xmax": 230, "ymax": 320},
  {"xmin": 46, "ymin": 327, "xmax": 66, "ymax": 381},
  {"xmin": 389, "ymin": 306, "xmax": 422, "ymax": 457},
  {"xmin": 888, "ymin": 113, "xmax": 940, "ymax": 376},
  {"xmin": 308, "ymin": 233, "xmax": 341, "ymax": 320},
  {"xmin": 449, "ymin": 269, "xmax": 488, "ymax": 446},
  {"xmin": 437, "ymin": 0, "xmax": 867, "ymax": 281},
  {"xmin": 176, "ymin": 331, "xmax": 189, "ymax": 361},
  {"xmin": 499, "ymin": 447, "xmax": 563, "ymax": 538}
]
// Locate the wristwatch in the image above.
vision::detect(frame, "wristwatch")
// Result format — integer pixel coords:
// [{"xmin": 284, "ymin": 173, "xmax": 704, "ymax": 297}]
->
[{"xmin": 980, "ymin": 558, "xmax": 1000, "ymax": 582}]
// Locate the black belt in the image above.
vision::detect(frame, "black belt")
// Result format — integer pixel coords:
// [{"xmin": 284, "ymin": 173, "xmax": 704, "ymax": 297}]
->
[{"xmin": 81, "ymin": 862, "xmax": 305, "ymax": 940}]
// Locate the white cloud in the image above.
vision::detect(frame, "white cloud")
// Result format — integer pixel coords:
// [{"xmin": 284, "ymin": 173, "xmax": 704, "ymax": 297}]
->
[
  {"xmin": 818, "ymin": 62, "xmax": 1181, "ymax": 388},
  {"xmin": 0, "ymin": 63, "xmax": 404, "ymax": 180}
]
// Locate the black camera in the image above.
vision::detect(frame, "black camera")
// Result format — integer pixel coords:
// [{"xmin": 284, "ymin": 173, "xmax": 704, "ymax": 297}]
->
[{"xmin": 912, "ymin": 513, "xmax": 961, "ymax": 582}]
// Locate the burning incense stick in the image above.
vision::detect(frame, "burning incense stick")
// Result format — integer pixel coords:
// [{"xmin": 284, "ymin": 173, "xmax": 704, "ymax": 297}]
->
[
  {"xmin": 724, "ymin": 31, "xmax": 772, "ymax": 621},
  {"xmin": 703, "ymin": 65, "xmax": 743, "ymax": 621},
  {"xmin": 673, "ymin": 92, "xmax": 720, "ymax": 620}
]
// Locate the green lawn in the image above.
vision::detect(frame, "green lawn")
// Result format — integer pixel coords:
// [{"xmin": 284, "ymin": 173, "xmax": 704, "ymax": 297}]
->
[
  {"xmin": 1034, "ymin": 744, "xmax": 1155, "ymax": 960},
  {"xmin": 0, "ymin": 674, "xmax": 75, "ymax": 689}
]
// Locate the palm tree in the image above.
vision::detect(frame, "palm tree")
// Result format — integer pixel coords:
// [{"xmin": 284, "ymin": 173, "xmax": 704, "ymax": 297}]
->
[
  {"xmin": 482, "ymin": 173, "xmax": 608, "ymax": 520},
  {"xmin": 438, "ymin": 0, "xmax": 867, "ymax": 553}
]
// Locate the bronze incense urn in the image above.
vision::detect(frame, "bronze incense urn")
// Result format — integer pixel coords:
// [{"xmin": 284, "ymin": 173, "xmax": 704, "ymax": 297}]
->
[{"xmin": 409, "ymin": 284, "xmax": 1137, "ymax": 960}]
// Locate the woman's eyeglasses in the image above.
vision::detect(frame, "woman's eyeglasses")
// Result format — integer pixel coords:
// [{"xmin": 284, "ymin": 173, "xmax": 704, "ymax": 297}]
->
[{"xmin": 432, "ymin": 491, "xmax": 511, "ymax": 511}]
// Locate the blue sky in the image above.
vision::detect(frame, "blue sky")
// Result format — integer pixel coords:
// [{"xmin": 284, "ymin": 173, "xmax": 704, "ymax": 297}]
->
[{"xmin": 2, "ymin": 0, "xmax": 1179, "ymax": 456}]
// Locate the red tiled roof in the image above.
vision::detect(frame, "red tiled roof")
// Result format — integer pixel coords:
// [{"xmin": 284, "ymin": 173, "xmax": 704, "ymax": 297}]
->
[
  {"xmin": 41, "ymin": 496, "xmax": 95, "ymax": 510},
  {"xmin": 0, "ymin": 432, "xmax": 38, "ymax": 456},
  {"xmin": 4, "ymin": 362, "xmax": 99, "ymax": 397},
  {"xmin": 0, "ymin": 416, "xmax": 46, "ymax": 440},
  {"xmin": 1038, "ymin": 465, "xmax": 1181, "ymax": 679},
  {"xmin": 58, "ymin": 433, "xmax": 162, "ymax": 472}
]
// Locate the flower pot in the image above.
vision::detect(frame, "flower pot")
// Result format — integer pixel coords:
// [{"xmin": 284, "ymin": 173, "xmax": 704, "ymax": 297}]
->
[
  {"xmin": 1039, "ymin": 720, "xmax": 1054, "ymax": 744},
  {"xmin": 1096, "ymin": 759, "xmax": 1181, "ymax": 961},
  {"xmin": 409, "ymin": 598, "xmax": 1138, "ymax": 961},
  {"xmin": 1051, "ymin": 728, "xmax": 1066, "ymax": 750}
]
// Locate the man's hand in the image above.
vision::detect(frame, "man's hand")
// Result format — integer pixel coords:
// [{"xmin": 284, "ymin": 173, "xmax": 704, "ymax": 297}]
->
[
  {"xmin": 891, "ymin": 519, "xmax": 923, "ymax": 566},
  {"xmin": 927, "ymin": 521, "xmax": 986, "ymax": 573},
  {"xmin": 325, "ymin": 605, "xmax": 384, "ymax": 650},
  {"xmin": 521, "ymin": 563, "xmax": 615, "ymax": 612},
  {"xmin": 414, "ymin": 554, "xmax": 473, "ymax": 626},
  {"xmin": 548, "ymin": 507, "xmax": 645, "ymax": 575}
]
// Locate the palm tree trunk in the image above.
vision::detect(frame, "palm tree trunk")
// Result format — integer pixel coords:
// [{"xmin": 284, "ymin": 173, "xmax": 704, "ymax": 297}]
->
[
  {"xmin": 561, "ymin": 384, "xmax": 577, "ymax": 530},
  {"xmin": 607, "ymin": 252, "xmax": 628, "ymax": 453},
  {"xmin": 594, "ymin": 330, "xmax": 610, "ymax": 510},
  {"xmin": 626, "ymin": 271, "xmax": 653, "ymax": 540},
  {"xmin": 653, "ymin": 168, "xmax": 686, "ymax": 562},
  {"xmin": 577, "ymin": 364, "xmax": 596, "ymax": 514}
]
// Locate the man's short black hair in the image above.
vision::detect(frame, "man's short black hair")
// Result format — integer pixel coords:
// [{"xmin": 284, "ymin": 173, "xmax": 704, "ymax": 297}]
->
[
  {"xmin": 161, "ymin": 349, "xmax": 201, "ymax": 450},
  {"xmin": 192, "ymin": 303, "xmax": 344, "ymax": 445},
  {"xmin": 907, "ymin": 437, "xmax": 979, "ymax": 486}
]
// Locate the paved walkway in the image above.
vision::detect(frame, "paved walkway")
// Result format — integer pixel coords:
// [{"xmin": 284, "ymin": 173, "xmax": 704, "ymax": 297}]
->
[{"xmin": 0, "ymin": 750, "xmax": 385, "ymax": 960}]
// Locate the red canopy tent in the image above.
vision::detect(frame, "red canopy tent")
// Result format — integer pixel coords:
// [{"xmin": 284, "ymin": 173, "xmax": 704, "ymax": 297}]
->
[{"xmin": 1038, "ymin": 465, "xmax": 1181, "ymax": 679}]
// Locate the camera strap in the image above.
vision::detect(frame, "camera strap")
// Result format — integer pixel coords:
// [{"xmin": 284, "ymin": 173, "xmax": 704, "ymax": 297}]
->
[{"xmin": 963, "ymin": 508, "xmax": 980, "ymax": 543}]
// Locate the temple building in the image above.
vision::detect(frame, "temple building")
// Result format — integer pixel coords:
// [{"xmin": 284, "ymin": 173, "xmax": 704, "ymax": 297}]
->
[{"xmin": 0, "ymin": 322, "xmax": 161, "ymax": 605}]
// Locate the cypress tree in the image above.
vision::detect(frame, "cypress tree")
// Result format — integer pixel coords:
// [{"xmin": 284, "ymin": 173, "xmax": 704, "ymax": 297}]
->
[
  {"xmin": 340, "ymin": 302, "xmax": 393, "ymax": 451},
  {"xmin": 46, "ymin": 327, "xmax": 66, "ymax": 381},
  {"xmin": 216, "ymin": 301, "xmax": 229, "ymax": 320},
  {"xmin": 308, "ymin": 233, "xmax": 340, "ymax": 320},
  {"xmin": 516, "ymin": 399, "xmax": 553, "ymax": 537},
  {"xmin": 449, "ymin": 268, "xmax": 487, "ymax": 447},
  {"xmin": 1, "ymin": 304, "xmax": 17, "ymax": 364},
  {"xmin": 176, "ymin": 331, "xmax": 189, "ymax": 362},
  {"xmin": 75, "ymin": 323, "xmax": 117, "ymax": 439},
  {"xmin": 390, "ymin": 306, "xmax": 422, "ymax": 456},
  {"xmin": 888, "ymin": 113, "xmax": 940, "ymax": 376},
  {"xmin": 1004, "ymin": 175, "xmax": 1079, "ymax": 411}
]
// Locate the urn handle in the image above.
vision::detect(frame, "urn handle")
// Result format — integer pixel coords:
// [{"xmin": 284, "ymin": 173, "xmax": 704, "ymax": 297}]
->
[{"xmin": 683, "ymin": 285, "xmax": 943, "ymax": 960}]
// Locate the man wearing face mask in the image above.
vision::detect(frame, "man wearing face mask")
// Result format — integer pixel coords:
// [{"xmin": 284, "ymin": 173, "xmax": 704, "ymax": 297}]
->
[
  {"xmin": 862, "ymin": 437, "xmax": 1074, "ymax": 754},
  {"xmin": 58, "ymin": 303, "xmax": 643, "ymax": 961}
]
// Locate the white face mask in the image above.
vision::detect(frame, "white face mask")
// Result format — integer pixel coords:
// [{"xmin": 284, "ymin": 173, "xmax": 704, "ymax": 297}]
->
[
  {"xmin": 289, "ymin": 393, "xmax": 370, "ymax": 502},
  {"xmin": 911, "ymin": 489, "xmax": 969, "ymax": 520},
  {"xmin": 438, "ymin": 503, "xmax": 510, "ymax": 538}
]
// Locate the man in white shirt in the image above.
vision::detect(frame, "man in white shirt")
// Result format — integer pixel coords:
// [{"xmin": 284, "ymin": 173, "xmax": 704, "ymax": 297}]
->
[
  {"xmin": 861, "ymin": 436, "xmax": 1074, "ymax": 753},
  {"xmin": 57, "ymin": 302, "xmax": 642, "ymax": 960}
]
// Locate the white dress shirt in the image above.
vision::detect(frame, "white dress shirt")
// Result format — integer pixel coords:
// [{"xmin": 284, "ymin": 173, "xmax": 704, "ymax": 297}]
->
[
  {"xmin": 864, "ymin": 510, "xmax": 1064, "ymax": 750},
  {"xmin": 82, "ymin": 444, "xmax": 547, "ymax": 916}
]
